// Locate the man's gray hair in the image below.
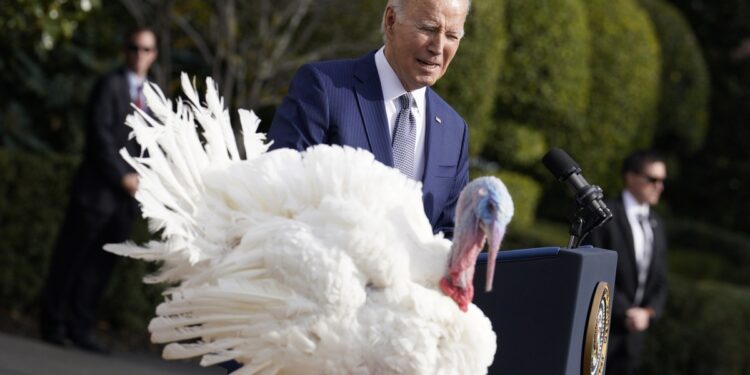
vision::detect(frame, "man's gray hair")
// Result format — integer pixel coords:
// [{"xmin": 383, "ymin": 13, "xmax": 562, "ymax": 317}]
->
[
  {"xmin": 381, "ymin": 0, "xmax": 406, "ymax": 35},
  {"xmin": 380, "ymin": 0, "xmax": 471, "ymax": 36}
]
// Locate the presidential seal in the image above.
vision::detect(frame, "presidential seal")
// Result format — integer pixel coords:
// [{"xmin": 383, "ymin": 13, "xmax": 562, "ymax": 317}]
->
[{"xmin": 583, "ymin": 282, "xmax": 611, "ymax": 375}]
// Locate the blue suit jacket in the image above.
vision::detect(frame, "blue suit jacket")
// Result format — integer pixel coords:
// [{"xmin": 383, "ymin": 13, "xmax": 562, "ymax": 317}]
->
[{"xmin": 268, "ymin": 51, "xmax": 469, "ymax": 238}]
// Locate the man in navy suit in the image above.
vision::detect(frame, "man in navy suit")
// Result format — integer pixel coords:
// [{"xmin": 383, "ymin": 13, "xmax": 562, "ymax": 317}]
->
[
  {"xmin": 587, "ymin": 150, "xmax": 669, "ymax": 375},
  {"xmin": 268, "ymin": 0, "xmax": 470, "ymax": 238},
  {"xmin": 39, "ymin": 27, "xmax": 158, "ymax": 353}
]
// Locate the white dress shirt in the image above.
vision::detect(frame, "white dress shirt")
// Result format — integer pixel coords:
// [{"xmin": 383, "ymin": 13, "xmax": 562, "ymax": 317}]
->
[
  {"xmin": 126, "ymin": 70, "xmax": 146, "ymax": 107},
  {"xmin": 374, "ymin": 47, "xmax": 427, "ymax": 181},
  {"xmin": 623, "ymin": 190, "xmax": 653, "ymax": 279}
]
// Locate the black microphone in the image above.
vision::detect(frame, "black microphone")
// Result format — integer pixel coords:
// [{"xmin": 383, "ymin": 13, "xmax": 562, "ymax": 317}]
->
[
  {"xmin": 542, "ymin": 148, "xmax": 612, "ymax": 244},
  {"xmin": 542, "ymin": 148, "xmax": 600, "ymax": 208}
]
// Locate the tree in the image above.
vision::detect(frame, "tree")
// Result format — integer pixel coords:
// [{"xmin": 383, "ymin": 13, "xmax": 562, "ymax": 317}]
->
[
  {"xmin": 116, "ymin": 0, "xmax": 383, "ymax": 111},
  {"xmin": 0, "ymin": 0, "xmax": 103, "ymax": 152}
]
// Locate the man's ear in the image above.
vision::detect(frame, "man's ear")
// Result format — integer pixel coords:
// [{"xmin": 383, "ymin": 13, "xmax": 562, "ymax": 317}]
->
[{"xmin": 384, "ymin": 6, "xmax": 396, "ymax": 33}]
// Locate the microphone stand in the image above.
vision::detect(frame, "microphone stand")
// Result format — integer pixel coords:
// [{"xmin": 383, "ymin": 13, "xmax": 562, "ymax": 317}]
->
[
  {"xmin": 567, "ymin": 184, "xmax": 612, "ymax": 248},
  {"xmin": 567, "ymin": 215, "xmax": 584, "ymax": 249}
]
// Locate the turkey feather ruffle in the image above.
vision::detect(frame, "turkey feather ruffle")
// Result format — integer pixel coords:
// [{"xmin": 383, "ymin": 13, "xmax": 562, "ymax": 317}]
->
[{"xmin": 104, "ymin": 73, "xmax": 497, "ymax": 375}]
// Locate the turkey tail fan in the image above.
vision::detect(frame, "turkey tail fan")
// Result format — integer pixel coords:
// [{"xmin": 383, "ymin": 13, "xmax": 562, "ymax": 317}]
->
[{"xmin": 105, "ymin": 73, "xmax": 268, "ymax": 268}]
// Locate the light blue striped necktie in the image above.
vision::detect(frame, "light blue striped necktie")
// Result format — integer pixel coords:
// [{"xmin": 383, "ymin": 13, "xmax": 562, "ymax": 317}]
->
[{"xmin": 392, "ymin": 93, "xmax": 417, "ymax": 179}]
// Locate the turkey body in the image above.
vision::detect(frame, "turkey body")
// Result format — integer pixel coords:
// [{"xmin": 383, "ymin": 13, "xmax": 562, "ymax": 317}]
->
[{"xmin": 106, "ymin": 75, "xmax": 498, "ymax": 375}]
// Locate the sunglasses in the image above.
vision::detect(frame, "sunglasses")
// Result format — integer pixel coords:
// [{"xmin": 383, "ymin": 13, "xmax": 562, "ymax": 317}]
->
[
  {"xmin": 127, "ymin": 44, "xmax": 154, "ymax": 53},
  {"xmin": 640, "ymin": 173, "xmax": 666, "ymax": 184}
]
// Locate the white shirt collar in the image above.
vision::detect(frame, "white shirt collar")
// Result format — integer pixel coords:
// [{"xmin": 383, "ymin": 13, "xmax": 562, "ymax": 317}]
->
[
  {"xmin": 374, "ymin": 47, "xmax": 426, "ymax": 114},
  {"xmin": 126, "ymin": 69, "xmax": 145, "ymax": 87},
  {"xmin": 623, "ymin": 190, "xmax": 650, "ymax": 218},
  {"xmin": 126, "ymin": 70, "xmax": 147, "ymax": 102}
]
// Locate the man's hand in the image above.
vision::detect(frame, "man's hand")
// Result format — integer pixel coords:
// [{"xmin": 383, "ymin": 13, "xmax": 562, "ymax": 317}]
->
[
  {"xmin": 121, "ymin": 173, "xmax": 140, "ymax": 196},
  {"xmin": 625, "ymin": 307, "xmax": 651, "ymax": 332}
]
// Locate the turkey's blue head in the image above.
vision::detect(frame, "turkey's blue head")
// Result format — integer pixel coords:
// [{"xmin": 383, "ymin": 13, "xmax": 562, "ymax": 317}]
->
[{"xmin": 440, "ymin": 176, "xmax": 514, "ymax": 312}]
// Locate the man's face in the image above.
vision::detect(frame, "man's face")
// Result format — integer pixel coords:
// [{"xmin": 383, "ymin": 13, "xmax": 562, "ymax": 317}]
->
[
  {"xmin": 625, "ymin": 161, "xmax": 667, "ymax": 206},
  {"xmin": 383, "ymin": 0, "xmax": 467, "ymax": 91},
  {"xmin": 125, "ymin": 31, "xmax": 157, "ymax": 77}
]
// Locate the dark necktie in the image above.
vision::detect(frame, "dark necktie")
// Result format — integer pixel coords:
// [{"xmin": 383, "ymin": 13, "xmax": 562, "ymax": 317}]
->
[
  {"xmin": 134, "ymin": 83, "xmax": 144, "ymax": 109},
  {"xmin": 392, "ymin": 93, "xmax": 417, "ymax": 179}
]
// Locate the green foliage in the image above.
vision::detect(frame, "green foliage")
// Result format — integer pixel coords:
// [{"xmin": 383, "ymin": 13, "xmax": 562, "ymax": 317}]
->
[
  {"xmin": 581, "ymin": 0, "xmax": 661, "ymax": 193},
  {"xmin": 477, "ymin": 0, "xmax": 590, "ymax": 221},
  {"xmin": 315, "ymin": 1, "xmax": 383, "ymax": 51},
  {"xmin": 640, "ymin": 0, "xmax": 710, "ymax": 155},
  {"xmin": 666, "ymin": 218, "xmax": 750, "ymax": 285},
  {"xmin": 663, "ymin": 0, "xmax": 750, "ymax": 235},
  {"xmin": 491, "ymin": 0, "xmax": 591, "ymax": 166},
  {"xmin": 504, "ymin": 219, "xmax": 569, "ymax": 250},
  {"xmin": 434, "ymin": 0, "xmax": 506, "ymax": 156},
  {"xmin": 498, "ymin": 170, "xmax": 541, "ymax": 230},
  {"xmin": 0, "ymin": 150, "xmax": 160, "ymax": 333},
  {"xmin": 101, "ymin": 257, "xmax": 165, "ymax": 332},
  {"xmin": 641, "ymin": 276, "xmax": 750, "ymax": 375},
  {"xmin": 0, "ymin": 0, "xmax": 101, "ymax": 53},
  {"xmin": 668, "ymin": 249, "xmax": 738, "ymax": 284},
  {"xmin": 1, "ymin": 0, "xmax": 385, "ymax": 154},
  {"xmin": 0, "ymin": 1, "xmax": 122, "ymax": 154},
  {"xmin": 0, "ymin": 150, "xmax": 78, "ymax": 306},
  {"xmin": 483, "ymin": 121, "xmax": 547, "ymax": 168}
]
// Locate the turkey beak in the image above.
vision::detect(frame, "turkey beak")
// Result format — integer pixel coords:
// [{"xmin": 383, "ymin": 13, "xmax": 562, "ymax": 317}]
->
[{"xmin": 483, "ymin": 219, "xmax": 504, "ymax": 292}]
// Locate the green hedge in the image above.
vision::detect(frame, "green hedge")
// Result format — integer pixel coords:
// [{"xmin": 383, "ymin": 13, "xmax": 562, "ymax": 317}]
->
[
  {"xmin": 490, "ymin": 0, "xmax": 591, "ymax": 169},
  {"xmin": 434, "ymin": 0, "xmax": 506, "ymax": 156},
  {"xmin": 641, "ymin": 276, "xmax": 750, "ymax": 375},
  {"xmin": 0, "ymin": 149, "xmax": 159, "ymax": 333},
  {"xmin": 581, "ymin": 0, "xmax": 662, "ymax": 193},
  {"xmin": 504, "ymin": 219, "xmax": 569, "ymax": 249},
  {"xmin": 496, "ymin": 170, "xmax": 542, "ymax": 230},
  {"xmin": 639, "ymin": 0, "xmax": 710, "ymax": 155},
  {"xmin": 483, "ymin": 120, "xmax": 548, "ymax": 169},
  {"xmin": 480, "ymin": 0, "xmax": 591, "ymax": 222},
  {"xmin": 0, "ymin": 150, "xmax": 77, "ymax": 307},
  {"xmin": 665, "ymin": 218, "xmax": 750, "ymax": 285},
  {"xmin": 657, "ymin": 0, "xmax": 750, "ymax": 236}
]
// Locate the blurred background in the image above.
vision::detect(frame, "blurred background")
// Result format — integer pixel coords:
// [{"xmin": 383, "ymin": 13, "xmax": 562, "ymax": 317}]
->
[{"xmin": 1, "ymin": 0, "xmax": 749, "ymax": 373}]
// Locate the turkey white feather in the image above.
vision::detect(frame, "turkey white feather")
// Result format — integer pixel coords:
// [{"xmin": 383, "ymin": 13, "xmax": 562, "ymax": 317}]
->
[{"xmin": 104, "ymin": 73, "xmax": 513, "ymax": 375}]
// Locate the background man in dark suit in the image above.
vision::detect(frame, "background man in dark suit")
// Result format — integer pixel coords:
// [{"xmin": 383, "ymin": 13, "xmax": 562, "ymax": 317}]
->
[
  {"xmin": 587, "ymin": 150, "xmax": 668, "ymax": 375},
  {"xmin": 268, "ymin": 0, "xmax": 470, "ymax": 238},
  {"xmin": 39, "ymin": 27, "xmax": 157, "ymax": 353}
]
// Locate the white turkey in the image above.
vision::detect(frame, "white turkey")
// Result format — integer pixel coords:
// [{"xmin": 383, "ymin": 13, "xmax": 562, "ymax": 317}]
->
[{"xmin": 104, "ymin": 73, "xmax": 514, "ymax": 375}]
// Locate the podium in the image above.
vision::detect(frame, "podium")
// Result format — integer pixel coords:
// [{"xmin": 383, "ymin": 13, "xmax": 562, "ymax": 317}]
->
[{"xmin": 473, "ymin": 246, "xmax": 617, "ymax": 375}]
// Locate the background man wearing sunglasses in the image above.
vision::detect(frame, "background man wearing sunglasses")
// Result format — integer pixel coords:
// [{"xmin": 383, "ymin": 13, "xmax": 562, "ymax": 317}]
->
[
  {"xmin": 586, "ymin": 149, "xmax": 669, "ymax": 375},
  {"xmin": 39, "ymin": 27, "xmax": 157, "ymax": 354}
]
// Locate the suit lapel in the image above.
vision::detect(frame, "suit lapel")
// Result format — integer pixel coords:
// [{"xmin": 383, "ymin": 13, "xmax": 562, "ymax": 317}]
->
[
  {"xmin": 645, "ymin": 213, "xmax": 663, "ymax": 286},
  {"xmin": 615, "ymin": 196, "xmax": 639, "ymax": 283},
  {"xmin": 422, "ymin": 88, "xmax": 447, "ymax": 183},
  {"xmin": 116, "ymin": 68, "xmax": 132, "ymax": 113},
  {"xmin": 115, "ymin": 68, "xmax": 143, "ymax": 156},
  {"xmin": 353, "ymin": 53, "xmax": 393, "ymax": 167}
]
